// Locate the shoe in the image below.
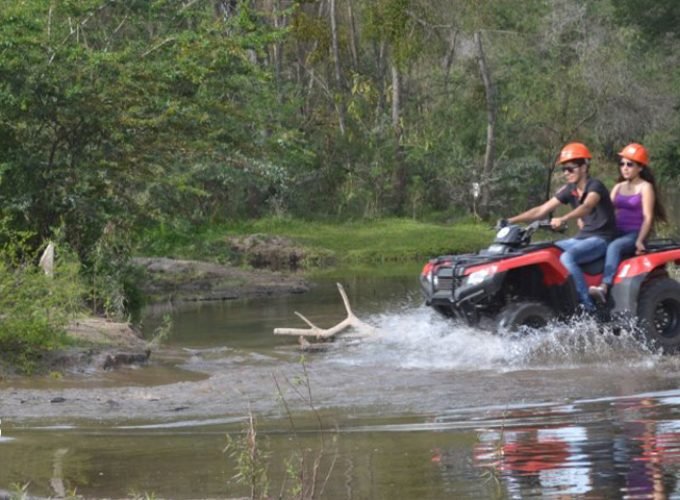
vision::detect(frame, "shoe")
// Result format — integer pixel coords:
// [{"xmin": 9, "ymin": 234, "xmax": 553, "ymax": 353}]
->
[{"xmin": 588, "ymin": 285, "xmax": 608, "ymax": 304}]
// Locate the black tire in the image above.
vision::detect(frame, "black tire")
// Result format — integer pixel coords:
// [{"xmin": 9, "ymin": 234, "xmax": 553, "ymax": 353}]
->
[
  {"xmin": 433, "ymin": 305, "xmax": 455, "ymax": 318},
  {"xmin": 496, "ymin": 301, "xmax": 554, "ymax": 335},
  {"xmin": 637, "ymin": 278, "xmax": 680, "ymax": 354}
]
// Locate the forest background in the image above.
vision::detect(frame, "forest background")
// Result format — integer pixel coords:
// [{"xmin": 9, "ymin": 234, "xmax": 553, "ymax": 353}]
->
[{"xmin": 1, "ymin": 0, "xmax": 679, "ymax": 364}]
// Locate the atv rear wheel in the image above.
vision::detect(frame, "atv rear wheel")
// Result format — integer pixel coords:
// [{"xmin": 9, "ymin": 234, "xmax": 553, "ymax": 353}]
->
[
  {"xmin": 637, "ymin": 278, "xmax": 680, "ymax": 354},
  {"xmin": 496, "ymin": 302, "xmax": 554, "ymax": 335}
]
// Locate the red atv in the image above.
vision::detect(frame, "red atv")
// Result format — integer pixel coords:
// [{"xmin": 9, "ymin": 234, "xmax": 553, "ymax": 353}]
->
[{"xmin": 419, "ymin": 220, "xmax": 680, "ymax": 352}]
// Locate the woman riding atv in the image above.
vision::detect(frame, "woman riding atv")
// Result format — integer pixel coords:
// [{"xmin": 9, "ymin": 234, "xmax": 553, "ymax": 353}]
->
[{"xmin": 588, "ymin": 143, "xmax": 667, "ymax": 304}]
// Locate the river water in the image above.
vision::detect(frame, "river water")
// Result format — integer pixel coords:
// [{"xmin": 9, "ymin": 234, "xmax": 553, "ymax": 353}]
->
[{"xmin": 3, "ymin": 272, "xmax": 680, "ymax": 498}]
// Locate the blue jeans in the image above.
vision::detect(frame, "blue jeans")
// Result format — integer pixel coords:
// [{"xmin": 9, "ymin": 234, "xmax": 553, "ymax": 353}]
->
[
  {"xmin": 602, "ymin": 231, "xmax": 637, "ymax": 287},
  {"xmin": 555, "ymin": 236, "xmax": 608, "ymax": 311}
]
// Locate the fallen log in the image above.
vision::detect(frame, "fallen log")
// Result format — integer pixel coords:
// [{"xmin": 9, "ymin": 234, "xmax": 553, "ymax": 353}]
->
[{"xmin": 274, "ymin": 283, "xmax": 375, "ymax": 348}]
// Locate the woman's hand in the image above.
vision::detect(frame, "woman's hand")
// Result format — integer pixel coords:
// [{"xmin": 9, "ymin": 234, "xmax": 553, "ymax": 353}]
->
[{"xmin": 635, "ymin": 239, "xmax": 646, "ymax": 255}]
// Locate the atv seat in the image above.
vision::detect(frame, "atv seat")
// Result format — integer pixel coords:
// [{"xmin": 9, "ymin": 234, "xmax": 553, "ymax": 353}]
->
[
  {"xmin": 581, "ymin": 258, "xmax": 604, "ymax": 276},
  {"xmin": 579, "ymin": 239, "xmax": 680, "ymax": 276},
  {"xmin": 581, "ymin": 247, "xmax": 637, "ymax": 276}
]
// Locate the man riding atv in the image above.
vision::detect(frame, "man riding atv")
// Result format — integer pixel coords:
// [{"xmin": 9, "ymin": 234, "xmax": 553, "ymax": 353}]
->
[
  {"xmin": 420, "ymin": 143, "xmax": 680, "ymax": 353},
  {"xmin": 505, "ymin": 142, "xmax": 616, "ymax": 313}
]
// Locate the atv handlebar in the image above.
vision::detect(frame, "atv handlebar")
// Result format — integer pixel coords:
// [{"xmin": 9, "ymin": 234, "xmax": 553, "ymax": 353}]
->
[
  {"xmin": 492, "ymin": 219, "xmax": 566, "ymax": 248},
  {"xmin": 517, "ymin": 220, "xmax": 567, "ymax": 246},
  {"xmin": 525, "ymin": 219, "xmax": 567, "ymax": 234},
  {"xmin": 496, "ymin": 219, "xmax": 567, "ymax": 234}
]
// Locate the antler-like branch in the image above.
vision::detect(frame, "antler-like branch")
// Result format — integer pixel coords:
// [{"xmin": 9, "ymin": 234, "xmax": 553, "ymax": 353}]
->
[{"xmin": 274, "ymin": 283, "xmax": 374, "ymax": 339}]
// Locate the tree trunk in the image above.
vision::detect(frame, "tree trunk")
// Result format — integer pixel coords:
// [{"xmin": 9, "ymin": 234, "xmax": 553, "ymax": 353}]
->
[
  {"xmin": 374, "ymin": 40, "xmax": 386, "ymax": 121},
  {"xmin": 391, "ymin": 62, "xmax": 406, "ymax": 214},
  {"xmin": 347, "ymin": 0, "xmax": 359, "ymax": 71},
  {"xmin": 443, "ymin": 28, "xmax": 458, "ymax": 91},
  {"xmin": 329, "ymin": 0, "xmax": 341, "ymax": 87},
  {"xmin": 474, "ymin": 30, "xmax": 496, "ymax": 219},
  {"xmin": 272, "ymin": 0, "xmax": 283, "ymax": 100},
  {"xmin": 329, "ymin": 0, "xmax": 346, "ymax": 135}
]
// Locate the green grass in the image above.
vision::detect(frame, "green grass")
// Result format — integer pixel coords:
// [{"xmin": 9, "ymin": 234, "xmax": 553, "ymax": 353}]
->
[
  {"xmin": 240, "ymin": 217, "xmax": 493, "ymax": 262},
  {"xmin": 138, "ymin": 217, "xmax": 494, "ymax": 269}
]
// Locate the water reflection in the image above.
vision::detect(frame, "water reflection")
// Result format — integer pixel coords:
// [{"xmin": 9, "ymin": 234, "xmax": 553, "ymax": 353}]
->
[
  {"xmin": 466, "ymin": 394, "xmax": 680, "ymax": 498},
  {"xmin": 4, "ymin": 391, "xmax": 680, "ymax": 498},
  {"xmin": 6, "ymin": 270, "xmax": 680, "ymax": 497}
]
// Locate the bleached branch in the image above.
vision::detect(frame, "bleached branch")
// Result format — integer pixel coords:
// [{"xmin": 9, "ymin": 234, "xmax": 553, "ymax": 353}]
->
[{"xmin": 274, "ymin": 283, "xmax": 375, "ymax": 341}]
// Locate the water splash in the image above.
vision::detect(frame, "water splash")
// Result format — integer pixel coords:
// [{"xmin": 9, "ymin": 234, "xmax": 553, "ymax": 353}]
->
[{"xmin": 327, "ymin": 305, "xmax": 662, "ymax": 371}]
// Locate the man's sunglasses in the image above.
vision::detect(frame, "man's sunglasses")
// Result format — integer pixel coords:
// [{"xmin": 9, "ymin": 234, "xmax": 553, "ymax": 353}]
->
[
  {"xmin": 561, "ymin": 165, "xmax": 581, "ymax": 173},
  {"xmin": 619, "ymin": 160, "xmax": 636, "ymax": 167}
]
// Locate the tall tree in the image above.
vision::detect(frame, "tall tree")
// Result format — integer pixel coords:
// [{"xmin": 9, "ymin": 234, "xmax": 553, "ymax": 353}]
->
[{"xmin": 474, "ymin": 30, "xmax": 497, "ymax": 218}]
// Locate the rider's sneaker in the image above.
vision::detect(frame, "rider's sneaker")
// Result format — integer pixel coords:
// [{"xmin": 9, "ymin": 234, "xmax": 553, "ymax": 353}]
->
[{"xmin": 588, "ymin": 285, "xmax": 608, "ymax": 304}]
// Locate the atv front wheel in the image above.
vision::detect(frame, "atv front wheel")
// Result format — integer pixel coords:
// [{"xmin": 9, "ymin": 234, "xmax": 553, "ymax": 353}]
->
[
  {"xmin": 637, "ymin": 278, "xmax": 680, "ymax": 354},
  {"xmin": 432, "ymin": 305, "xmax": 455, "ymax": 318},
  {"xmin": 496, "ymin": 302, "xmax": 554, "ymax": 335}
]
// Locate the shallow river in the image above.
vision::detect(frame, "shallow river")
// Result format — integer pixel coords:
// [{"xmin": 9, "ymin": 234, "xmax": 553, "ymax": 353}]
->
[{"xmin": 3, "ymin": 272, "xmax": 680, "ymax": 498}]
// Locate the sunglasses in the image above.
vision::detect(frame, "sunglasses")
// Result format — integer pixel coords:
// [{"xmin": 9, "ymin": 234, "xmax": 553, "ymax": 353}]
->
[
  {"xmin": 561, "ymin": 165, "xmax": 580, "ymax": 173},
  {"xmin": 619, "ymin": 160, "xmax": 637, "ymax": 167}
]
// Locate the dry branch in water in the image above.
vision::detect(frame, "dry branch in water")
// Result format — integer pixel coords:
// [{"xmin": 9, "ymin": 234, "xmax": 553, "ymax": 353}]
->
[{"xmin": 274, "ymin": 283, "xmax": 375, "ymax": 347}]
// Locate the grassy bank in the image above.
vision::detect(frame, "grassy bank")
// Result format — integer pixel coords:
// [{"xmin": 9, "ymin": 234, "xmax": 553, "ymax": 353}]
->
[{"xmin": 138, "ymin": 217, "xmax": 496, "ymax": 269}]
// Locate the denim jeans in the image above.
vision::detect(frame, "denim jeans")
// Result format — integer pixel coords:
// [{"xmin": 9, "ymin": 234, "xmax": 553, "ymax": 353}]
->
[
  {"xmin": 555, "ymin": 236, "xmax": 608, "ymax": 311},
  {"xmin": 602, "ymin": 231, "xmax": 638, "ymax": 287}
]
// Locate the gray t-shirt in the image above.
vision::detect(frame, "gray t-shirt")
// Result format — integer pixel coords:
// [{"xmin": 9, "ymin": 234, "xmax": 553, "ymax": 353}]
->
[{"xmin": 555, "ymin": 177, "xmax": 616, "ymax": 240}]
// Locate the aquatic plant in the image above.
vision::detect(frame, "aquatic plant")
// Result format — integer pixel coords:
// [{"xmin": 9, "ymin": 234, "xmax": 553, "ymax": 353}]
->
[
  {"xmin": 225, "ymin": 409, "xmax": 270, "ymax": 499},
  {"xmin": 272, "ymin": 356, "xmax": 339, "ymax": 500},
  {"xmin": 225, "ymin": 356, "xmax": 338, "ymax": 500}
]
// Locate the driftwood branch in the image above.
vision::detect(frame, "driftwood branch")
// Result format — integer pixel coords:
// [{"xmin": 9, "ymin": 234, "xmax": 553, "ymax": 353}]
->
[{"xmin": 274, "ymin": 283, "xmax": 374, "ymax": 343}]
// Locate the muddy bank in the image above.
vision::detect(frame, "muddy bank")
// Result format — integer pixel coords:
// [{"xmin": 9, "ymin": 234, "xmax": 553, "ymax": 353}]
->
[
  {"xmin": 1, "ymin": 257, "xmax": 308, "ymax": 380},
  {"xmin": 1, "ymin": 256, "xmax": 314, "ymax": 417},
  {"xmin": 133, "ymin": 256, "xmax": 309, "ymax": 303},
  {"xmin": 2, "ymin": 318, "xmax": 152, "ymax": 378},
  {"xmin": 71, "ymin": 256, "xmax": 310, "ymax": 370}
]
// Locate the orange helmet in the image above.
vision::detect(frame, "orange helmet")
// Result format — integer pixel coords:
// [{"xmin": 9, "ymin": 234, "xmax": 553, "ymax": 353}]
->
[
  {"xmin": 557, "ymin": 142, "xmax": 592, "ymax": 164},
  {"xmin": 618, "ymin": 143, "xmax": 649, "ymax": 167}
]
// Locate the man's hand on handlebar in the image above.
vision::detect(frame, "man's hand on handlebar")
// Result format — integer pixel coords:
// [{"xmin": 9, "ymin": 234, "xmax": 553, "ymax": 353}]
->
[
  {"xmin": 495, "ymin": 218, "xmax": 509, "ymax": 231},
  {"xmin": 550, "ymin": 217, "xmax": 565, "ymax": 230}
]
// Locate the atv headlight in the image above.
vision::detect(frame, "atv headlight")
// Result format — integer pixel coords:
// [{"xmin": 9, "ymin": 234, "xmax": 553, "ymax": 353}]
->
[
  {"xmin": 421, "ymin": 262, "xmax": 434, "ymax": 283},
  {"xmin": 465, "ymin": 266, "xmax": 497, "ymax": 286}
]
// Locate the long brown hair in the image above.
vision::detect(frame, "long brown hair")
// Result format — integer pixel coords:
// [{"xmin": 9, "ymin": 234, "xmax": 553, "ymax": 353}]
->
[{"xmin": 617, "ymin": 163, "xmax": 667, "ymax": 223}]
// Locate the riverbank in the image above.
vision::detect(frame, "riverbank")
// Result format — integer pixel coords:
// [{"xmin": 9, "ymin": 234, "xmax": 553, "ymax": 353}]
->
[
  {"xmin": 3, "ymin": 219, "xmax": 492, "ymax": 378},
  {"xmin": 34, "ymin": 257, "xmax": 310, "ymax": 376},
  {"xmin": 138, "ymin": 217, "xmax": 494, "ymax": 269},
  {"xmin": 132, "ymin": 256, "xmax": 309, "ymax": 303},
  {"xmin": 0, "ymin": 254, "xmax": 310, "ymax": 380},
  {"xmin": 0, "ymin": 317, "xmax": 145, "ymax": 378}
]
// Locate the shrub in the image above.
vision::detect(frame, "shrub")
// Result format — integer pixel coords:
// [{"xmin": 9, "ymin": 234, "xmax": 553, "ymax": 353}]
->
[{"xmin": 0, "ymin": 232, "xmax": 85, "ymax": 372}]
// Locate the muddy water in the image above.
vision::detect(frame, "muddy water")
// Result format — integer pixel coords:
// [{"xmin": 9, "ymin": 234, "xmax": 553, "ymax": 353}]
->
[{"xmin": 3, "ymin": 273, "xmax": 680, "ymax": 498}]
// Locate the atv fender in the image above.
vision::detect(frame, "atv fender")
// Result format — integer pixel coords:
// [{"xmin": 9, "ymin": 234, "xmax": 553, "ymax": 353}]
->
[{"xmin": 609, "ymin": 265, "xmax": 669, "ymax": 318}]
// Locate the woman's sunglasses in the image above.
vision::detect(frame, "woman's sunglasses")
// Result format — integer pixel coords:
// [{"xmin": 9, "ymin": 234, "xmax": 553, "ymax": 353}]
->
[
  {"xmin": 561, "ymin": 165, "xmax": 580, "ymax": 173},
  {"xmin": 619, "ymin": 160, "xmax": 637, "ymax": 167}
]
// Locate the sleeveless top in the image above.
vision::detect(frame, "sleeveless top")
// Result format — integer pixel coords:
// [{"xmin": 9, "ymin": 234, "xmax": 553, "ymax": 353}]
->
[{"xmin": 614, "ymin": 192, "xmax": 643, "ymax": 233}]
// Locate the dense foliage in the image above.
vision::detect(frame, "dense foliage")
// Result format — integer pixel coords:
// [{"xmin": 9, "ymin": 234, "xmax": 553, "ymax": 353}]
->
[
  {"xmin": 0, "ymin": 226, "xmax": 84, "ymax": 372},
  {"xmin": 1, "ymin": 0, "xmax": 679, "ymax": 321}
]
